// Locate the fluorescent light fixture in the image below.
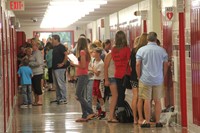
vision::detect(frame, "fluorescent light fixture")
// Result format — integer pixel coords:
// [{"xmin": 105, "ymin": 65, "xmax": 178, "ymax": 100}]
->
[{"xmin": 40, "ymin": 0, "xmax": 107, "ymax": 28}]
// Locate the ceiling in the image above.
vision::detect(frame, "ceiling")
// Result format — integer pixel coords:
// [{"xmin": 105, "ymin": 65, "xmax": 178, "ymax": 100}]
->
[{"xmin": 13, "ymin": 0, "xmax": 142, "ymax": 28}]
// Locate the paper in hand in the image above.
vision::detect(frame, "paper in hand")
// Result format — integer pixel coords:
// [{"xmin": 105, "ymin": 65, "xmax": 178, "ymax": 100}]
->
[{"xmin": 67, "ymin": 54, "xmax": 79, "ymax": 65}]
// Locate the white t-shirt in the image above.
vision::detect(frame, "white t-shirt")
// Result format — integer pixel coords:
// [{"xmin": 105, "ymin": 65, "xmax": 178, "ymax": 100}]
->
[{"xmin": 93, "ymin": 59, "xmax": 104, "ymax": 80}]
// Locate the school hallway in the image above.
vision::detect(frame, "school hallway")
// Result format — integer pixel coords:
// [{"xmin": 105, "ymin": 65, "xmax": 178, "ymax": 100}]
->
[{"xmin": 7, "ymin": 83, "xmax": 189, "ymax": 133}]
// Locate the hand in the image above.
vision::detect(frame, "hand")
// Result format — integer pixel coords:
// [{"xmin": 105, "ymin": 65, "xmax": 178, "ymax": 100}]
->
[
  {"xmin": 57, "ymin": 62, "xmax": 64, "ymax": 68},
  {"xmin": 104, "ymin": 80, "xmax": 110, "ymax": 86}
]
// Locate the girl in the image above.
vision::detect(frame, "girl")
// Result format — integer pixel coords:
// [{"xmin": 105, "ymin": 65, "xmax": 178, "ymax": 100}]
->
[{"xmin": 71, "ymin": 37, "xmax": 95, "ymax": 122}]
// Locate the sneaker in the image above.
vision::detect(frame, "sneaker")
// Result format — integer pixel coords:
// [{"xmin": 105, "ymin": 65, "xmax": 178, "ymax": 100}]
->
[
  {"xmin": 20, "ymin": 104, "xmax": 28, "ymax": 108},
  {"xmin": 28, "ymin": 104, "xmax": 32, "ymax": 108},
  {"xmin": 99, "ymin": 111, "xmax": 106, "ymax": 119}
]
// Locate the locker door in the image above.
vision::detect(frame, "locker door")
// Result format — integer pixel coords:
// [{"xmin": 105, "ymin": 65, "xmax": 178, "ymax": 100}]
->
[
  {"xmin": 191, "ymin": 6, "xmax": 200, "ymax": 126},
  {"xmin": 162, "ymin": 21, "xmax": 174, "ymax": 107},
  {"xmin": 0, "ymin": 7, "xmax": 3, "ymax": 131}
]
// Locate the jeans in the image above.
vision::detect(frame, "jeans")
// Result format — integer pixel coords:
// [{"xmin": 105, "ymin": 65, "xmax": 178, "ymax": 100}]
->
[
  {"xmin": 21, "ymin": 85, "xmax": 32, "ymax": 105},
  {"xmin": 116, "ymin": 78, "xmax": 126, "ymax": 107},
  {"xmin": 86, "ymin": 80, "xmax": 94, "ymax": 108},
  {"xmin": 76, "ymin": 75, "xmax": 93, "ymax": 118},
  {"xmin": 52, "ymin": 69, "xmax": 67, "ymax": 101}
]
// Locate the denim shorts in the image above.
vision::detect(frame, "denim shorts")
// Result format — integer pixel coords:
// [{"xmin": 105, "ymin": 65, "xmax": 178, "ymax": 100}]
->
[{"xmin": 108, "ymin": 77, "xmax": 116, "ymax": 84}]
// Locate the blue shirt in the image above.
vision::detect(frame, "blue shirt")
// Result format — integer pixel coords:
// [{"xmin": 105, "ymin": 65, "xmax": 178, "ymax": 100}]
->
[
  {"xmin": 136, "ymin": 42, "xmax": 168, "ymax": 85},
  {"xmin": 18, "ymin": 66, "xmax": 33, "ymax": 85},
  {"xmin": 46, "ymin": 49, "xmax": 53, "ymax": 68}
]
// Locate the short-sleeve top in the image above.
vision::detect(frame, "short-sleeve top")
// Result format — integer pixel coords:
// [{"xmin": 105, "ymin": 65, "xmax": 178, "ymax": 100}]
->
[
  {"xmin": 18, "ymin": 66, "xmax": 32, "ymax": 85},
  {"xmin": 111, "ymin": 46, "xmax": 131, "ymax": 79},
  {"xmin": 76, "ymin": 50, "xmax": 89, "ymax": 76}
]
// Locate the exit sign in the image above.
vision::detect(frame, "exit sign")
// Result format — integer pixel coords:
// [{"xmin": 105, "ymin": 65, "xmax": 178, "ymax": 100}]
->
[{"xmin": 7, "ymin": 0, "xmax": 24, "ymax": 11}]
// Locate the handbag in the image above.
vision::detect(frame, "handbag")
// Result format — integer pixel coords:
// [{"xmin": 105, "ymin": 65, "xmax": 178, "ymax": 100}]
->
[{"xmin": 122, "ymin": 61, "xmax": 132, "ymax": 89}]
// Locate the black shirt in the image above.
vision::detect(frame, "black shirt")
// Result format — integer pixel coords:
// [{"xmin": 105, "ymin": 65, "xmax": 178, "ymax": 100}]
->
[
  {"xmin": 52, "ymin": 44, "xmax": 69, "ymax": 69},
  {"xmin": 130, "ymin": 48, "xmax": 138, "ymax": 82}
]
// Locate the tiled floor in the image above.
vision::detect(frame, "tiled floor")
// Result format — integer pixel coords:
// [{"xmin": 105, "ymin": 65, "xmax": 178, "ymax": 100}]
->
[{"xmin": 9, "ymin": 83, "xmax": 190, "ymax": 133}]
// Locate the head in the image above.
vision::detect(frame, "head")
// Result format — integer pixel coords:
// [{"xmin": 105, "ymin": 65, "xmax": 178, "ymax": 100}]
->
[
  {"xmin": 103, "ymin": 39, "xmax": 111, "ymax": 51},
  {"xmin": 25, "ymin": 47, "xmax": 32, "ymax": 56},
  {"xmin": 147, "ymin": 32, "xmax": 157, "ymax": 42},
  {"xmin": 31, "ymin": 38, "xmax": 40, "ymax": 51},
  {"xmin": 35, "ymin": 32, "xmax": 40, "ymax": 39},
  {"xmin": 93, "ymin": 47, "xmax": 102, "ymax": 59},
  {"xmin": 115, "ymin": 30, "xmax": 127, "ymax": 48},
  {"xmin": 22, "ymin": 58, "xmax": 29, "ymax": 66},
  {"xmin": 52, "ymin": 35, "xmax": 60, "ymax": 46},
  {"xmin": 79, "ymin": 34, "xmax": 86, "ymax": 38},
  {"xmin": 64, "ymin": 42, "xmax": 68, "ymax": 51},
  {"xmin": 133, "ymin": 36, "xmax": 140, "ymax": 48},
  {"xmin": 76, "ymin": 37, "xmax": 91, "ymax": 61},
  {"xmin": 89, "ymin": 43, "xmax": 97, "ymax": 57},
  {"xmin": 156, "ymin": 39, "xmax": 161, "ymax": 46},
  {"xmin": 135, "ymin": 33, "xmax": 148, "ymax": 52},
  {"xmin": 93, "ymin": 40, "xmax": 102, "ymax": 48}
]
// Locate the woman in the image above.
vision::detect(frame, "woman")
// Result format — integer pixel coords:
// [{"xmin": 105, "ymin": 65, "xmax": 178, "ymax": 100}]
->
[
  {"xmin": 71, "ymin": 37, "xmax": 95, "ymax": 122},
  {"xmin": 130, "ymin": 33, "xmax": 148, "ymax": 124},
  {"xmin": 104, "ymin": 52, "xmax": 118, "ymax": 123},
  {"xmin": 29, "ymin": 39, "xmax": 44, "ymax": 106},
  {"xmin": 111, "ymin": 30, "xmax": 131, "ymax": 111}
]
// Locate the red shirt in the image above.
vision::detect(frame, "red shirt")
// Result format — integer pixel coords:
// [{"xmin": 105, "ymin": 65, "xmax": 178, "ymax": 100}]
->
[{"xmin": 111, "ymin": 46, "xmax": 131, "ymax": 78}]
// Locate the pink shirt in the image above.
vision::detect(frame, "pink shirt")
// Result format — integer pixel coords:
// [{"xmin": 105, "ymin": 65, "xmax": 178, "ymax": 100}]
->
[{"xmin": 76, "ymin": 50, "xmax": 89, "ymax": 76}]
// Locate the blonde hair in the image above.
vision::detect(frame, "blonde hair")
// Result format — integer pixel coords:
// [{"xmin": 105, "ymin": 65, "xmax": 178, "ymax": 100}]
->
[
  {"xmin": 135, "ymin": 33, "xmax": 148, "ymax": 52},
  {"xmin": 93, "ymin": 40, "xmax": 102, "ymax": 48}
]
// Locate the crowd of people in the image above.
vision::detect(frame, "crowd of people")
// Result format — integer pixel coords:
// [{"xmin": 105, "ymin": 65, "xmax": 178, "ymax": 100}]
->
[{"xmin": 17, "ymin": 31, "xmax": 168, "ymax": 128}]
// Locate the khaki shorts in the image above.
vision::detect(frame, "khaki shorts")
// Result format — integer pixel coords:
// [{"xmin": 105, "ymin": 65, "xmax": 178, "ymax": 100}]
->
[{"xmin": 138, "ymin": 81, "xmax": 165, "ymax": 100}]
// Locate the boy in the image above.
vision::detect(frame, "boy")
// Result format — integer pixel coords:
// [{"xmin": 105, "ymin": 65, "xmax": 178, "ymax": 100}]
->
[
  {"xmin": 90, "ymin": 47, "xmax": 106, "ymax": 118},
  {"xmin": 18, "ymin": 58, "xmax": 33, "ymax": 108}
]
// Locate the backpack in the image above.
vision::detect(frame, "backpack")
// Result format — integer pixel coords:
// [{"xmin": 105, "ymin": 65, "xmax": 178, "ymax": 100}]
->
[{"xmin": 115, "ymin": 100, "xmax": 133, "ymax": 123}]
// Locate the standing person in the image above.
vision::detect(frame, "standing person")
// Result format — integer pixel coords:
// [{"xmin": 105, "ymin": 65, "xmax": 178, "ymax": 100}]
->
[
  {"xmin": 130, "ymin": 33, "xmax": 148, "ymax": 124},
  {"xmin": 111, "ymin": 30, "xmax": 131, "ymax": 112},
  {"xmin": 71, "ymin": 37, "xmax": 95, "ymax": 122},
  {"xmin": 45, "ymin": 43, "xmax": 54, "ymax": 91},
  {"xmin": 136, "ymin": 32, "xmax": 168, "ymax": 128},
  {"xmin": 29, "ymin": 39, "xmax": 44, "ymax": 106},
  {"xmin": 90, "ymin": 48, "xmax": 106, "ymax": 118},
  {"xmin": 52, "ymin": 35, "xmax": 69, "ymax": 104},
  {"xmin": 18, "ymin": 59, "xmax": 33, "ymax": 108},
  {"xmin": 104, "ymin": 52, "xmax": 118, "ymax": 123}
]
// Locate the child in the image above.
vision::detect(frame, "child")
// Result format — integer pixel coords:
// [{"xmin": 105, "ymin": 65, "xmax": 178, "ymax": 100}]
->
[
  {"xmin": 90, "ymin": 47, "xmax": 106, "ymax": 118},
  {"xmin": 18, "ymin": 58, "xmax": 33, "ymax": 108}
]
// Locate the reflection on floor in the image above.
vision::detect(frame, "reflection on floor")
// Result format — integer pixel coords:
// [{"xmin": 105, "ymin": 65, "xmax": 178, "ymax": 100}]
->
[{"xmin": 9, "ymin": 83, "xmax": 190, "ymax": 133}]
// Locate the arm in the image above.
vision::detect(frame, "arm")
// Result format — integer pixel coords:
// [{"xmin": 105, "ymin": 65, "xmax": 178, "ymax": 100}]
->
[
  {"xmin": 163, "ymin": 61, "xmax": 168, "ymax": 77},
  {"xmin": 29, "ymin": 51, "xmax": 43, "ymax": 67},
  {"xmin": 136, "ymin": 60, "xmax": 141, "ymax": 79},
  {"xmin": 57, "ymin": 51, "xmax": 69, "ymax": 68},
  {"xmin": 72, "ymin": 51, "xmax": 87, "ymax": 69},
  {"xmin": 104, "ymin": 53, "xmax": 111, "ymax": 86}
]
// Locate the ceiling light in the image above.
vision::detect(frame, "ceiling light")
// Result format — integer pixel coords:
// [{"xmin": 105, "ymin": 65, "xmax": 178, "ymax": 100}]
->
[{"xmin": 40, "ymin": 0, "xmax": 107, "ymax": 28}]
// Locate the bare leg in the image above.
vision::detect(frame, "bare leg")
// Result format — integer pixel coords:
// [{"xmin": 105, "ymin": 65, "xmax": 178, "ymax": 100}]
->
[
  {"xmin": 137, "ymin": 98, "xmax": 144, "ymax": 124},
  {"xmin": 154, "ymin": 99, "xmax": 161, "ymax": 123},
  {"xmin": 132, "ymin": 88, "xmax": 138, "ymax": 123},
  {"xmin": 144, "ymin": 99, "xmax": 151, "ymax": 123},
  {"xmin": 37, "ymin": 95, "xmax": 43, "ymax": 104},
  {"xmin": 109, "ymin": 83, "xmax": 118, "ymax": 120}
]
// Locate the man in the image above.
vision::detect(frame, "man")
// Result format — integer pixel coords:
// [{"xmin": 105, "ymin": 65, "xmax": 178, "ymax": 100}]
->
[
  {"xmin": 136, "ymin": 32, "xmax": 168, "ymax": 128},
  {"xmin": 52, "ymin": 35, "xmax": 69, "ymax": 104}
]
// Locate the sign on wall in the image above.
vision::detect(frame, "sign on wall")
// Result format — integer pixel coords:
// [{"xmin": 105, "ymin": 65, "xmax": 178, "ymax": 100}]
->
[
  {"xmin": 165, "ymin": 7, "xmax": 174, "ymax": 21},
  {"xmin": 7, "ymin": 0, "xmax": 25, "ymax": 11}
]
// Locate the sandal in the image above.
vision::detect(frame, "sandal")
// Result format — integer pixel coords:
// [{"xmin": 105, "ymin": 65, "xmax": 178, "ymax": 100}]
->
[
  {"xmin": 108, "ymin": 119, "xmax": 119, "ymax": 123},
  {"xmin": 156, "ymin": 122, "xmax": 163, "ymax": 127},
  {"xmin": 140, "ymin": 120, "xmax": 150, "ymax": 128},
  {"xmin": 75, "ymin": 118, "xmax": 88, "ymax": 122}
]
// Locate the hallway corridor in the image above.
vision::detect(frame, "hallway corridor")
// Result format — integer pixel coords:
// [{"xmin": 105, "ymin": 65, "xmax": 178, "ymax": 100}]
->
[{"xmin": 9, "ymin": 83, "xmax": 189, "ymax": 133}]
